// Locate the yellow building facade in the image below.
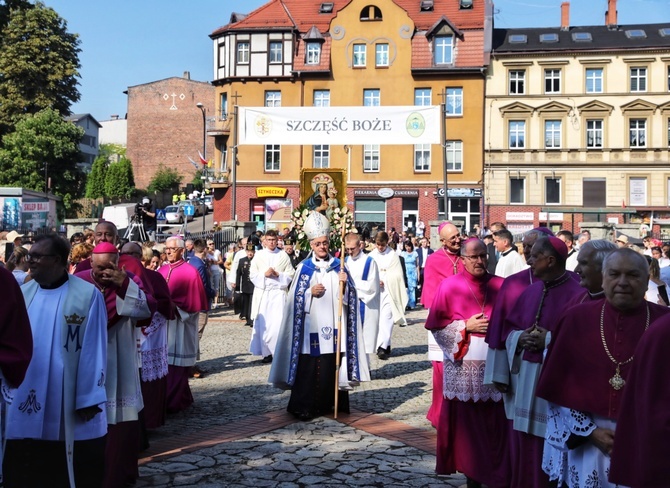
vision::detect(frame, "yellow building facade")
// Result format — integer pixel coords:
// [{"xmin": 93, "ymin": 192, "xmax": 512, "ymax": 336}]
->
[{"xmin": 209, "ymin": 0, "xmax": 491, "ymax": 234}]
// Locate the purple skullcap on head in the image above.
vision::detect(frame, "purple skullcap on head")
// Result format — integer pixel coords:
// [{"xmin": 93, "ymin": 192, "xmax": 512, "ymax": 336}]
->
[
  {"xmin": 462, "ymin": 237, "xmax": 481, "ymax": 247},
  {"xmin": 547, "ymin": 236, "xmax": 568, "ymax": 260},
  {"xmin": 92, "ymin": 242, "xmax": 118, "ymax": 254},
  {"xmin": 533, "ymin": 227, "xmax": 555, "ymax": 237},
  {"xmin": 437, "ymin": 221, "xmax": 452, "ymax": 234}
]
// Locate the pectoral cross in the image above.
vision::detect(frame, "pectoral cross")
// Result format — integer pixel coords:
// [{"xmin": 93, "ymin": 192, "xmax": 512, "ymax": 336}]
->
[{"xmin": 311, "ymin": 339, "xmax": 320, "ymax": 349}]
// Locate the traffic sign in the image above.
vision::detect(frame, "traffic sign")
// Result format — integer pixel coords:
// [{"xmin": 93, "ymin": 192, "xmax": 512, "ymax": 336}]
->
[
  {"xmin": 156, "ymin": 209, "xmax": 166, "ymax": 221},
  {"xmin": 182, "ymin": 205, "xmax": 195, "ymax": 217}
]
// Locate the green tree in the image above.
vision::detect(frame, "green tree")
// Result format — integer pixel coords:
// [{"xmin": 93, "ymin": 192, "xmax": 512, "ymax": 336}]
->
[
  {"xmin": 104, "ymin": 157, "xmax": 135, "ymax": 201},
  {"xmin": 147, "ymin": 164, "xmax": 182, "ymax": 193},
  {"xmin": 0, "ymin": 108, "xmax": 84, "ymax": 211},
  {"xmin": 85, "ymin": 155, "xmax": 107, "ymax": 199},
  {"xmin": 191, "ymin": 170, "xmax": 204, "ymax": 191},
  {"xmin": 0, "ymin": 1, "xmax": 80, "ymax": 135}
]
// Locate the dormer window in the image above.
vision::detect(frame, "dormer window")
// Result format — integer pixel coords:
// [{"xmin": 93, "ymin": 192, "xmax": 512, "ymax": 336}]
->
[
  {"xmin": 319, "ymin": 2, "xmax": 334, "ymax": 13},
  {"xmin": 420, "ymin": 0, "xmax": 434, "ymax": 11},
  {"xmin": 509, "ymin": 34, "xmax": 527, "ymax": 44},
  {"xmin": 434, "ymin": 35, "xmax": 454, "ymax": 65},
  {"xmin": 625, "ymin": 29, "xmax": 646, "ymax": 39},
  {"xmin": 460, "ymin": 0, "xmax": 473, "ymax": 9},
  {"xmin": 572, "ymin": 32, "xmax": 592, "ymax": 42},
  {"xmin": 660, "ymin": 27, "xmax": 670, "ymax": 37},
  {"xmin": 306, "ymin": 42, "xmax": 321, "ymax": 65},
  {"xmin": 360, "ymin": 5, "xmax": 382, "ymax": 21},
  {"xmin": 540, "ymin": 33, "xmax": 559, "ymax": 43}
]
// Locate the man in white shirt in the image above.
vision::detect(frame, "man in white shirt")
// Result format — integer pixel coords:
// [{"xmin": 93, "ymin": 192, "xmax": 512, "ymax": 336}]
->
[
  {"xmin": 493, "ymin": 229, "xmax": 526, "ymax": 278},
  {"xmin": 557, "ymin": 230, "xmax": 579, "ymax": 271}
]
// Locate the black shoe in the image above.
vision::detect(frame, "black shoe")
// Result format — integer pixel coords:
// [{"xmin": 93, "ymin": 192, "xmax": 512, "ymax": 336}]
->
[
  {"xmin": 261, "ymin": 354, "xmax": 273, "ymax": 364},
  {"xmin": 377, "ymin": 347, "xmax": 389, "ymax": 360},
  {"xmin": 245, "ymin": 322, "xmax": 253, "ymax": 327}
]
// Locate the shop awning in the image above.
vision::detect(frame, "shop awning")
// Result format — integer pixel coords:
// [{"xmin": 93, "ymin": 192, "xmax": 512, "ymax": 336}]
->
[{"xmin": 540, "ymin": 207, "xmax": 638, "ymax": 214}]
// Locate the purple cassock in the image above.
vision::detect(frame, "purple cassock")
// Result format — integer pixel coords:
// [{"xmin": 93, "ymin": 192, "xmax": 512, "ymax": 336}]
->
[
  {"xmin": 502, "ymin": 272, "xmax": 583, "ymax": 488},
  {"xmin": 420, "ymin": 248, "xmax": 465, "ymax": 428},
  {"xmin": 609, "ymin": 313, "xmax": 670, "ymax": 486},
  {"xmin": 0, "ymin": 266, "xmax": 32, "ymax": 388},
  {"xmin": 485, "ymin": 268, "xmax": 535, "ymax": 350},
  {"xmin": 425, "ymin": 271, "xmax": 510, "ymax": 487}
]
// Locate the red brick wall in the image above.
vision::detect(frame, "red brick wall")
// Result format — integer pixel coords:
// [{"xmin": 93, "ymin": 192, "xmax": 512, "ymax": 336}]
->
[{"xmin": 127, "ymin": 76, "xmax": 215, "ymax": 190}]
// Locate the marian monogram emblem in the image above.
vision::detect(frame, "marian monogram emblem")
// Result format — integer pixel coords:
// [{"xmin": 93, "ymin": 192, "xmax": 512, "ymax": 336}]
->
[
  {"xmin": 18, "ymin": 389, "xmax": 41, "ymax": 415},
  {"xmin": 64, "ymin": 313, "xmax": 85, "ymax": 352},
  {"xmin": 321, "ymin": 326, "xmax": 333, "ymax": 340}
]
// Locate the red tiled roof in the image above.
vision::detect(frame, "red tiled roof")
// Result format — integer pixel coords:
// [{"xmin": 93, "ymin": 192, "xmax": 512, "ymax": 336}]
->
[
  {"xmin": 282, "ymin": 0, "xmax": 352, "ymax": 32},
  {"xmin": 211, "ymin": 0, "xmax": 297, "ymax": 36},
  {"xmin": 293, "ymin": 37, "xmax": 332, "ymax": 71},
  {"xmin": 412, "ymin": 29, "xmax": 485, "ymax": 69},
  {"xmin": 394, "ymin": 0, "xmax": 486, "ymax": 31}
]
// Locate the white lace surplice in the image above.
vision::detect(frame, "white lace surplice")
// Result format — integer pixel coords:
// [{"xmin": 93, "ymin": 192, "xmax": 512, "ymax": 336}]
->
[
  {"xmin": 432, "ymin": 321, "xmax": 502, "ymax": 402},
  {"xmin": 543, "ymin": 403, "xmax": 622, "ymax": 488}
]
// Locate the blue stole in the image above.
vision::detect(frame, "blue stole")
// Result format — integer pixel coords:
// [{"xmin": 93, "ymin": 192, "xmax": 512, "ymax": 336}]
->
[
  {"xmin": 287, "ymin": 257, "xmax": 361, "ymax": 387},
  {"xmin": 345, "ymin": 255, "xmax": 373, "ymax": 325}
]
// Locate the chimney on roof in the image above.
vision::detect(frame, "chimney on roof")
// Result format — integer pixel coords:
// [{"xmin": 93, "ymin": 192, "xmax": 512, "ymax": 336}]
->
[
  {"xmin": 183, "ymin": 71, "xmax": 191, "ymax": 80},
  {"xmin": 111, "ymin": 115, "xmax": 119, "ymax": 120},
  {"xmin": 605, "ymin": 0, "xmax": 618, "ymax": 28},
  {"xmin": 560, "ymin": 2, "xmax": 570, "ymax": 31}
]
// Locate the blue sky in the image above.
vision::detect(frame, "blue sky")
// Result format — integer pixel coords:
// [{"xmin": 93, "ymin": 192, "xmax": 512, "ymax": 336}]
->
[{"xmin": 41, "ymin": 0, "xmax": 668, "ymax": 121}]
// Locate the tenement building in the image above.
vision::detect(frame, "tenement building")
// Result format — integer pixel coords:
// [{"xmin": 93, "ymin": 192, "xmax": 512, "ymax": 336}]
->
[
  {"xmin": 484, "ymin": 0, "xmax": 670, "ymax": 236},
  {"xmin": 208, "ymin": 0, "xmax": 493, "ymax": 234}
]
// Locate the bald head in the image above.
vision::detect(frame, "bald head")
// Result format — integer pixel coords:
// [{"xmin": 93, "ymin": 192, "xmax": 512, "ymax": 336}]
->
[
  {"xmin": 439, "ymin": 223, "xmax": 461, "ymax": 253},
  {"xmin": 94, "ymin": 221, "xmax": 118, "ymax": 245},
  {"xmin": 121, "ymin": 242, "xmax": 142, "ymax": 258}
]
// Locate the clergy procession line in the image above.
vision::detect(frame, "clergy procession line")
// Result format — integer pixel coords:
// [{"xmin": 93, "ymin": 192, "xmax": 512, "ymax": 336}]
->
[{"xmin": 0, "ymin": 214, "xmax": 668, "ymax": 487}]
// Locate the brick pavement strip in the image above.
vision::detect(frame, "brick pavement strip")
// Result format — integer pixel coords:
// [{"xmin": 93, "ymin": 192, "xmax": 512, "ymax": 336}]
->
[{"xmin": 136, "ymin": 307, "xmax": 467, "ymax": 487}]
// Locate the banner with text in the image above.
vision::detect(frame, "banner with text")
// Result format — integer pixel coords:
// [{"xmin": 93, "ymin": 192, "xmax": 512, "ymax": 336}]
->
[{"xmin": 238, "ymin": 106, "xmax": 441, "ymax": 146}]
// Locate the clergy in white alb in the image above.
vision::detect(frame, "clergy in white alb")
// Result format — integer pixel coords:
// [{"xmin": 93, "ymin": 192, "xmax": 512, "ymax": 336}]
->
[
  {"xmin": 249, "ymin": 229, "xmax": 294, "ymax": 360},
  {"xmin": 4, "ymin": 234, "xmax": 108, "ymax": 488},
  {"xmin": 344, "ymin": 232, "xmax": 380, "ymax": 356},
  {"xmin": 368, "ymin": 231, "xmax": 408, "ymax": 359},
  {"xmin": 493, "ymin": 229, "xmax": 526, "ymax": 278}
]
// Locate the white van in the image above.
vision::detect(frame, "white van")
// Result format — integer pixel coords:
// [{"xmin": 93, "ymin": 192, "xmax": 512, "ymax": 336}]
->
[{"xmin": 101, "ymin": 203, "xmax": 136, "ymax": 231}]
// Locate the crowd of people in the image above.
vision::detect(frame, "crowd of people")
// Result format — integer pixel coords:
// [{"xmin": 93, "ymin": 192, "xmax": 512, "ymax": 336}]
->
[{"xmin": 0, "ymin": 215, "xmax": 669, "ymax": 487}]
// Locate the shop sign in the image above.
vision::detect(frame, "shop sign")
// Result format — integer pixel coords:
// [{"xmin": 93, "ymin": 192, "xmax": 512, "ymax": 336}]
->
[
  {"xmin": 437, "ymin": 188, "xmax": 482, "ymax": 198},
  {"xmin": 539, "ymin": 212, "xmax": 564, "ymax": 221},
  {"xmin": 506, "ymin": 211, "xmax": 534, "ymax": 222},
  {"xmin": 377, "ymin": 188, "xmax": 394, "ymax": 199},
  {"xmin": 393, "ymin": 189, "xmax": 419, "ymax": 197},
  {"xmin": 354, "ymin": 189, "xmax": 381, "ymax": 197},
  {"xmin": 256, "ymin": 187, "xmax": 288, "ymax": 198}
]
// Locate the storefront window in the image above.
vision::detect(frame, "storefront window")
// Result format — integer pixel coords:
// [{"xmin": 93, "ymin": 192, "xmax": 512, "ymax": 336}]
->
[{"xmin": 355, "ymin": 198, "xmax": 385, "ymax": 234}]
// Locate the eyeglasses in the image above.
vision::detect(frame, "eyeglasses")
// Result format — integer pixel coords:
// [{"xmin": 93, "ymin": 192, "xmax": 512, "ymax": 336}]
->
[
  {"xmin": 27, "ymin": 253, "xmax": 56, "ymax": 262},
  {"xmin": 164, "ymin": 247, "xmax": 180, "ymax": 252},
  {"xmin": 462, "ymin": 254, "xmax": 487, "ymax": 262}
]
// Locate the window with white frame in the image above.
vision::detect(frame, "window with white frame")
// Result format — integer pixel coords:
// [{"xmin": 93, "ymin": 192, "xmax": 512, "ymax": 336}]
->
[
  {"xmin": 313, "ymin": 90, "xmax": 330, "ymax": 167},
  {"xmin": 375, "ymin": 43, "xmax": 389, "ymax": 67},
  {"xmin": 630, "ymin": 119, "xmax": 647, "ymax": 148},
  {"xmin": 237, "ymin": 42, "xmax": 250, "ymax": 64},
  {"xmin": 363, "ymin": 89, "xmax": 380, "ymax": 106},
  {"xmin": 510, "ymin": 178, "xmax": 525, "ymax": 204},
  {"xmin": 544, "ymin": 69, "xmax": 561, "ymax": 93},
  {"xmin": 269, "ymin": 41, "xmax": 282, "ymax": 64},
  {"xmin": 306, "ymin": 42, "xmax": 321, "ymax": 65},
  {"xmin": 586, "ymin": 119, "xmax": 603, "ymax": 148},
  {"xmin": 509, "ymin": 70, "xmax": 525, "ymax": 95},
  {"xmin": 353, "ymin": 44, "xmax": 366, "ymax": 67},
  {"xmin": 445, "ymin": 140, "xmax": 462, "ymax": 171},
  {"xmin": 414, "ymin": 144, "xmax": 430, "ymax": 171},
  {"xmin": 363, "ymin": 145, "xmax": 380, "ymax": 172},
  {"xmin": 265, "ymin": 91, "xmax": 281, "ymax": 107},
  {"xmin": 544, "ymin": 120, "xmax": 561, "ymax": 149},
  {"xmin": 220, "ymin": 93, "xmax": 228, "ymax": 120},
  {"xmin": 313, "ymin": 90, "xmax": 330, "ymax": 107},
  {"xmin": 434, "ymin": 35, "xmax": 453, "ymax": 65},
  {"xmin": 509, "ymin": 121, "xmax": 525, "ymax": 149},
  {"xmin": 414, "ymin": 88, "xmax": 431, "ymax": 106},
  {"xmin": 630, "ymin": 67, "xmax": 647, "ymax": 92},
  {"xmin": 585, "ymin": 68, "xmax": 603, "ymax": 93},
  {"xmin": 265, "ymin": 145, "xmax": 280, "ymax": 171},
  {"xmin": 545, "ymin": 177, "xmax": 561, "ymax": 204},
  {"xmin": 313, "ymin": 145, "xmax": 330, "ymax": 168},
  {"xmin": 446, "ymin": 87, "xmax": 463, "ymax": 116}
]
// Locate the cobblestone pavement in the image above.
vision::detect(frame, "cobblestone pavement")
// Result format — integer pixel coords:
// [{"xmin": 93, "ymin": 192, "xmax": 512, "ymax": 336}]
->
[{"xmin": 137, "ymin": 306, "xmax": 467, "ymax": 487}]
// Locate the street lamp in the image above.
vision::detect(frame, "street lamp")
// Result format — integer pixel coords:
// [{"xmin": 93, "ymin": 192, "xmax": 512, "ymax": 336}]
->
[{"xmin": 196, "ymin": 102, "xmax": 207, "ymax": 232}]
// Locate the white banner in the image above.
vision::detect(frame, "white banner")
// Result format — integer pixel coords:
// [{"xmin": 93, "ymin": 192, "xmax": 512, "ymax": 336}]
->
[{"xmin": 238, "ymin": 105, "xmax": 441, "ymax": 146}]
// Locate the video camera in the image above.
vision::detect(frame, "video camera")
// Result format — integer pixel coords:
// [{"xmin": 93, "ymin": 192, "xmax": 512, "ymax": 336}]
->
[{"xmin": 133, "ymin": 198, "xmax": 152, "ymax": 221}]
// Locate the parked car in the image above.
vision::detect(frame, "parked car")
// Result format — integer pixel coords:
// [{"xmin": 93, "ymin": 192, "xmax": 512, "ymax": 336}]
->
[
  {"xmin": 164, "ymin": 205, "xmax": 186, "ymax": 224},
  {"xmin": 178, "ymin": 199, "xmax": 205, "ymax": 219},
  {"xmin": 204, "ymin": 195, "xmax": 213, "ymax": 212}
]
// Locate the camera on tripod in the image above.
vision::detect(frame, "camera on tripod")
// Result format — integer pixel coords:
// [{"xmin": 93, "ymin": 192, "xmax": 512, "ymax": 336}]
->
[{"xmin": 133, "ymin": 198, "xmax": 152, "ymax": 223}]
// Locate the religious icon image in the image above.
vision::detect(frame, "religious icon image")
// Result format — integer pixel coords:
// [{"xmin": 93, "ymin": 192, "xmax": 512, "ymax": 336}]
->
[
  {"xmin": 326, "ymin": 188, "xmax": 339, "ymax": 220},
  {"xmin": 306, "ymin": 173, "xmax": 334, "ymax": 215}
]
